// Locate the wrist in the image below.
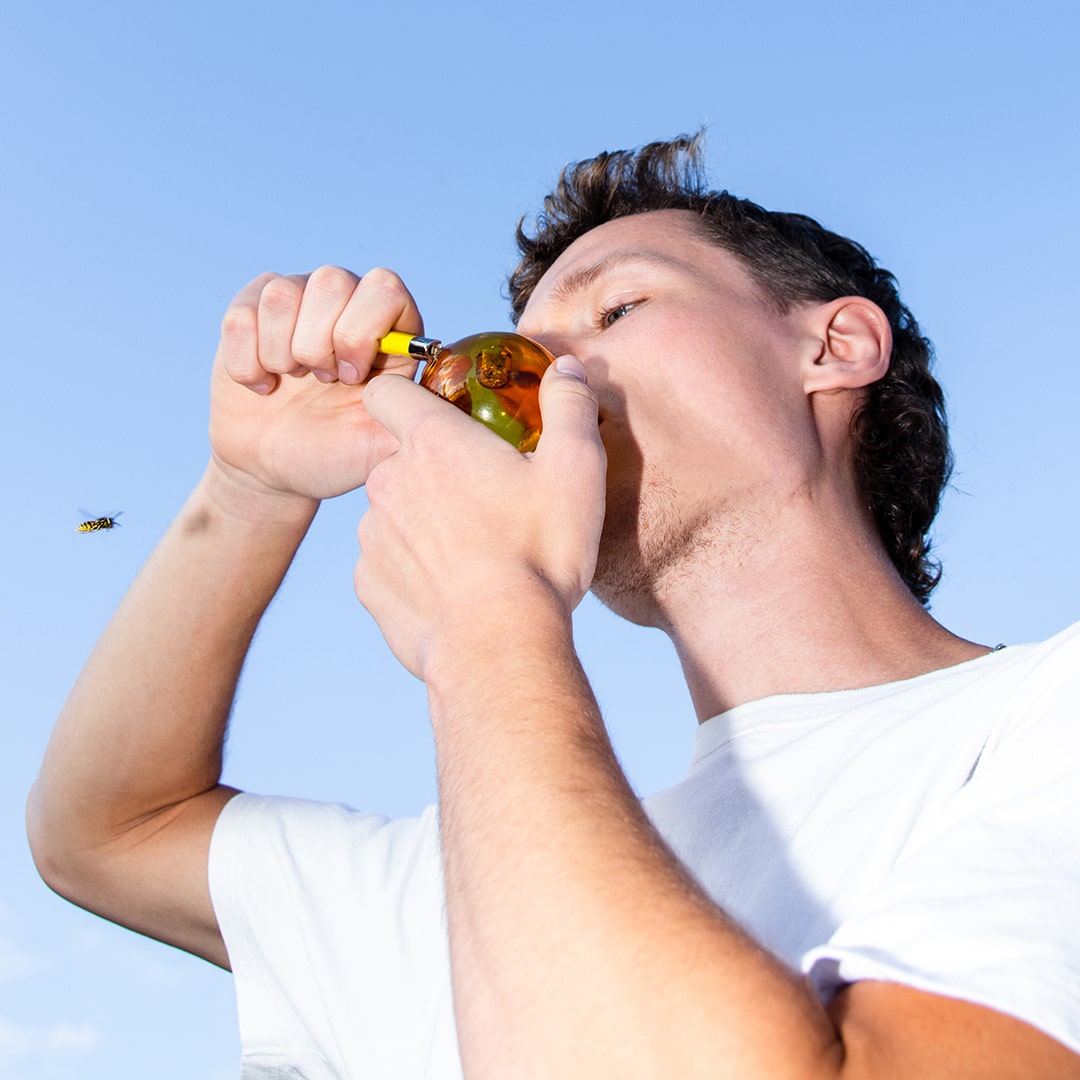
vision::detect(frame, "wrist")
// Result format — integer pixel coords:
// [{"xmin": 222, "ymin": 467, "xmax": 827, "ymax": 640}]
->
[
  {"xmin": 423, "ymin": 577, "xmax": 580, "ymax": 719},
  {"xmin": 202, "ymin": 455, "xmax": 321, "ymax": 532}
]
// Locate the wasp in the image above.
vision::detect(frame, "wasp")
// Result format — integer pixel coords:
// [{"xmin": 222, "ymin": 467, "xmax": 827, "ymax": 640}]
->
[{"xmin": 77, "ymin": 510, "xmax": 123, "ymax": 533}]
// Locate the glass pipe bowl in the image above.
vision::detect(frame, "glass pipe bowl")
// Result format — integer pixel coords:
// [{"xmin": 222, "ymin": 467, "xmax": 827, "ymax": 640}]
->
[{"xmin": 417, "ymin": 332, "xmax": 553, "ymax": 452}]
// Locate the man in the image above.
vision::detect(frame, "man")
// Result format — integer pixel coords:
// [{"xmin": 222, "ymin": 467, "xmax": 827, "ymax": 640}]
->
[{"xmin": 28, "ymin": 135, "xmax": 1080, "ymax": 1078}]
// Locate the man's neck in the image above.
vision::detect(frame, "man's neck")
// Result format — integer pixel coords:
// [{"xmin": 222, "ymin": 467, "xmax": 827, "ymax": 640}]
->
[{"xmin": 618, "ymin": 509, "xmax": 987, "ymax": 723}]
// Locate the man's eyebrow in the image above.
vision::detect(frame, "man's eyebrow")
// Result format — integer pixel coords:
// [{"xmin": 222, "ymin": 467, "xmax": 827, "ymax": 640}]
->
[{"xmin": 547, "ymin": 251, "xmax": 688, "ymax": 306}]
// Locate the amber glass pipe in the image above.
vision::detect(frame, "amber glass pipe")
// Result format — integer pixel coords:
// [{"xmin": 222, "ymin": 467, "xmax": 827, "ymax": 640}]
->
[{"xmin": 379, "ymin": 330, "xmax": 553, "ymax": 452}]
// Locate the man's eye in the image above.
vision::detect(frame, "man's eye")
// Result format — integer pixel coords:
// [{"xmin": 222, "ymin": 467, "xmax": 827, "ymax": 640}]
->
[{"xmin": 602, "ymin": 302, "xmax": 634, "ymax": 327}]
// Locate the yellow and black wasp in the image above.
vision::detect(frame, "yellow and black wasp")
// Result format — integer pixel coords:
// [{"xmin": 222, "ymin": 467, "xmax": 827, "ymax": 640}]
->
[{"xmin": 77, "ymin": 510, "xmax": 123, "ymax": 534}]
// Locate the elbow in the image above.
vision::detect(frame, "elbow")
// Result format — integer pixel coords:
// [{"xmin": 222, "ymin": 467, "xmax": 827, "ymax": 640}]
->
[
  {"xmin": 26, "ymin": 779, "xmax": 63, "ymax": 890},
  {"xmin": 25, "ymin": 778, "xmax": 90, "ymax": 903}
]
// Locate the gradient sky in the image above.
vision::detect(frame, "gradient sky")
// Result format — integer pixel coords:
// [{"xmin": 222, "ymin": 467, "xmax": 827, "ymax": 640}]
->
[{"xmin": 3, "ymin": 1, "xmax": 1078, "ymax": 1076}]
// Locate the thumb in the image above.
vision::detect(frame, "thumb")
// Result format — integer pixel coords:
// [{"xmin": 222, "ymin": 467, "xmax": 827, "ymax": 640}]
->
[{"xmin": 535, "ymin": 355, "xmax": 602, "ymax": 457}]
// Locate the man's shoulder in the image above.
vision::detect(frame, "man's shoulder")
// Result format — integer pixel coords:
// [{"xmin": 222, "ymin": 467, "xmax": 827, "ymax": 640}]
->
[{"xmin": 921, "ymin": 616, "xmax": 1080, "ymax": 715}]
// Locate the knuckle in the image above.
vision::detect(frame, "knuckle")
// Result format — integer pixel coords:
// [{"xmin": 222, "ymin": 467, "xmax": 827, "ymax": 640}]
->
[
  {"xmin": 291, "ymin": 339, "xmax": 331, "ymax": 368},
  {"xmin": 292, "ymin": 350, "xmax": 330, "ymax": 371},
  {"xmin": 307, "ymin": 264, "xmax": 358, "ymax": 297},
  {"xmin": 231, "ymin": 270, "xmax": 278, "ymax": 302},
  {"xmin": 356, "ymin": 512, "xmax": 372, "ymax": 547},
  {"xmin": 559, "ymin": 378, "xmax": 600, "ymax": 408},
  {"xmin": 331, "ymin": 322, "xmax": 366, "ymax": 356},
  {"xmin": 363, "ymin": 463, "xmax": 389, "ymax": 504},
  {"xmin": 360, "ymin": 266, "xmax": 407, "ymax": 301},
  {"xmin": 220, "ymin": 302, "xmax": 256, "ymax": 346},
  {"xmin": 548, "ymin": 432, "xmax": 606, "ymax": 476},
  {"xmin": 249, "ymin": 270, "xmax": 279, "ymax": 289},
  {"xmin": 259, "ymin": 275, "xmax": 303, "ymax": 317},
  {"xmin": 352, "ymin": 561, "xmax": 371, "ymax": 605}
]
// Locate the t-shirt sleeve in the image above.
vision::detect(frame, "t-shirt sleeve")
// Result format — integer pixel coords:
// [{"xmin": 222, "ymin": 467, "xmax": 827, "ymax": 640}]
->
[
  {"xmin": 803, "ymin": 626, "xmax": 1080, "ymax": 1056},
  {"xmin": 209, "ymin": 793, "xmax": 461, "ymax": 1079}
]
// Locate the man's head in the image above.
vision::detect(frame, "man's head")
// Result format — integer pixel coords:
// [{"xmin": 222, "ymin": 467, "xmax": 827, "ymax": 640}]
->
[{"xmin": 509, "ymin": 134, "xmax": 950, "ymax": 606}]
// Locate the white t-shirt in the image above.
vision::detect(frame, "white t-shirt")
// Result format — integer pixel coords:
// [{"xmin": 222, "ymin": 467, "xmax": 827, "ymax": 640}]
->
[{"xmin": 210, "ymin": 621, "xmax": 1080, "ymax": 1078}]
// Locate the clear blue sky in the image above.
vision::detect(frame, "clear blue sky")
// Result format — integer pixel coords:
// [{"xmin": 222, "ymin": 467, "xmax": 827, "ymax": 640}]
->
[{"xmin": 2, "ymin": 1, "xmax": 1078, "ymax": 1075}]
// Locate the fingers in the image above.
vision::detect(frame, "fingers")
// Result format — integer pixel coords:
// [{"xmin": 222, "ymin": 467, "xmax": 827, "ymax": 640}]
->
[
  {"xmin": 365, "ymin": 352, "xmax": 604, "ymax": 463},
  {"xmin": 290, "ymin": 266, "xmax": 360, "ymax": 381},
  {"xmin": 256, "ymin": 273, "xmax": 311, "ymax": 379},
  {"xmin": 219, "ymin": 272, "xmax": 281, "ymax": 394},
  {"xmin": 534, "ymin": 355, "xmax": 604, "ymax": 464},
  {"xmin": 327, "ymin": 267, "xmax": 423, "ymax": 385},
  {"xmin": 363, "ymin": 371, "xmax": 475, "ymax": 447},
  {"xmin": 218, "ymin": 266, "xmax": 424, "ymax": 393}
]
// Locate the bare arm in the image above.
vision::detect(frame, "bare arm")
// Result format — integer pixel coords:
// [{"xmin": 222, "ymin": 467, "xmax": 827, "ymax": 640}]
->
[
  {"xmin": 27, "ymin": 469, "xmax": 316, "ymax": 967},
  {"xmin": 428, "ymin": 602, "xmax": 1080, "ymax": 1079},
  {"xmin": 357, "ymin": 363, "xmax": 1080, "ymax": 1079},
  {"xmin": 28, "ymin": 265, "xmax": 424, "ymax": 967}
]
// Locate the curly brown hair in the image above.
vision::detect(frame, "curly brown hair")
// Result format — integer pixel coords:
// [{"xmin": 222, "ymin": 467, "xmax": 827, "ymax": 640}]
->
[{"xmin": 508, "ymin": 133, "xmax": 950, "ymax": 605}]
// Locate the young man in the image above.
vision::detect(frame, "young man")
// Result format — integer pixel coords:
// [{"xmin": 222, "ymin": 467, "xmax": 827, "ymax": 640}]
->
[{"xmin": 28, "ymin": 136, "xmax": 1080, "ymax": 1078}]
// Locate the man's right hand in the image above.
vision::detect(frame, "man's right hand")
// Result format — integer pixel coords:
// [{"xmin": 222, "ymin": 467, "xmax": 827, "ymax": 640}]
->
[{"xmin": 209, "ymin": 266, "xmax": 424, "ymax": 502}]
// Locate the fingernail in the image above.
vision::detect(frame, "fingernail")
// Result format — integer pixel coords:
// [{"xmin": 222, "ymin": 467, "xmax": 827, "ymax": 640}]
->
[
  {"xmin": 251, "ymin": 381, "xmax": 273, "ymax": 395},
  {"xmin": 313, "ymin": 370, "xmax": 335, "ymax": 383},
  {"xmin": 339, "ymin": 361, "xmax": 360, "ymax": 384},
  {"xmin": 555, "ymin": 355, "xmax": 586, "ymax": 382}
]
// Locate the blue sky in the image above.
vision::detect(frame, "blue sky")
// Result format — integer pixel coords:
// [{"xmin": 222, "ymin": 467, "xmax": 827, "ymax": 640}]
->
[{"xmin": 2, "ymin": 1, "xmax": 1078, "ymax": 1075}]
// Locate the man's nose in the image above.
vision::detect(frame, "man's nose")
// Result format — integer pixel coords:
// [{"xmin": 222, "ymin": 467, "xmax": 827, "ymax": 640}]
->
[{"xmin": 529, "ymin": 329, "xmax": 582, "ymax": 368}]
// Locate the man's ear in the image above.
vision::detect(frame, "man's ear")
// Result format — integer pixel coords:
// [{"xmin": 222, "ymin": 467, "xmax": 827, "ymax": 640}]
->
[{"xmin": 802, "ymin": 297, "xmax": 891, "ymax": 394}]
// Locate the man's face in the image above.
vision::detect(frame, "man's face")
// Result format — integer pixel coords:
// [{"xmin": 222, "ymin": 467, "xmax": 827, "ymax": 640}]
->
[{"xmin": 518, "ymin": 209, "xmax": 819, "ymax": 618}]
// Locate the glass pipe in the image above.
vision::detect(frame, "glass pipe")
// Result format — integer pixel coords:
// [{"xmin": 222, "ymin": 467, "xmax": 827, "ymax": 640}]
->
[{"xmin": 379, "ymin": 330, "xmax": 553, "ymax": 453}]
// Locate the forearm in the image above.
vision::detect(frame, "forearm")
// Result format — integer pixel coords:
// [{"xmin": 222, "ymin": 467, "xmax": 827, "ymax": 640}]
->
[
  {"xmin": 28, "ymin": 462, "xmax": 317, "ymax": 860},
  {"xmin": 429, "ymin": 597, "xmax": 842, "ymax": 1080}
]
